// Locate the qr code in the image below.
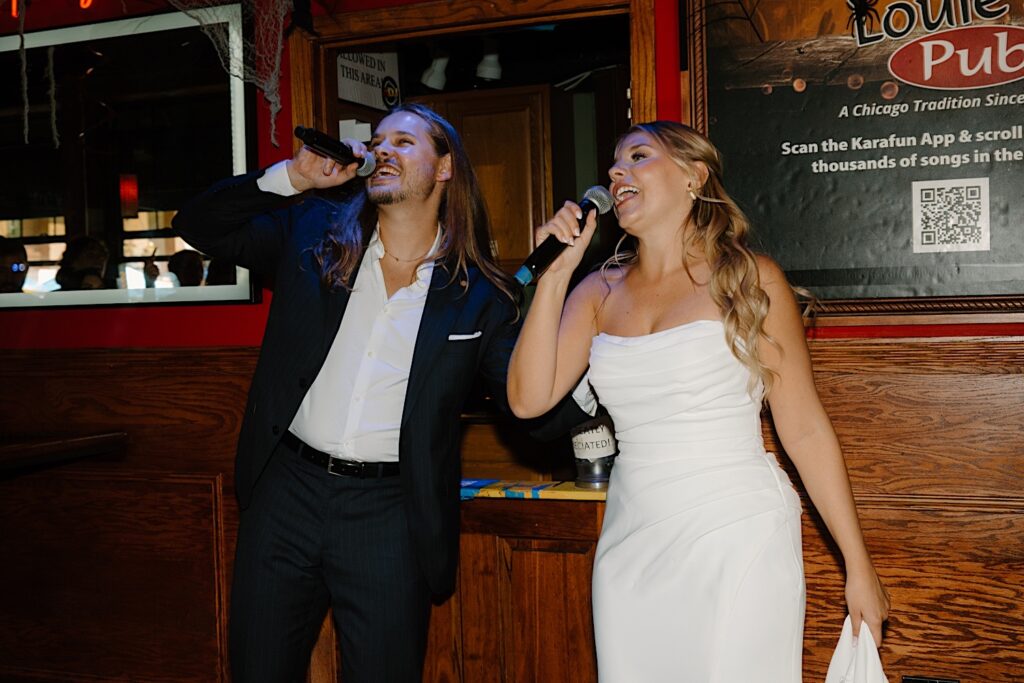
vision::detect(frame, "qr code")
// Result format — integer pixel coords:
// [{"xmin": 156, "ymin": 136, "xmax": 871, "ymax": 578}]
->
[{"xmin": 912, "ymin": 178, "xmax": 989, "ymax": 253}]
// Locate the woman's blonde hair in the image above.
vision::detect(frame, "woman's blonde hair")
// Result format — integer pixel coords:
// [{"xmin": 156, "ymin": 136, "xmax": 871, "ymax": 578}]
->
[{"xmin": 603, "ymin": 121, "xmax": 776, "ymax": 396}]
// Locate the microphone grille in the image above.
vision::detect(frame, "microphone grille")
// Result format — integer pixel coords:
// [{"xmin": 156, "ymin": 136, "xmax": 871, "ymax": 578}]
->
[
  {"xmin": 583, "ymin": 185, "xmax": 614, "ymax": 215},
  {"xmin": 356, "ymin": 154, "xmax": 377, "ymax": 178}
]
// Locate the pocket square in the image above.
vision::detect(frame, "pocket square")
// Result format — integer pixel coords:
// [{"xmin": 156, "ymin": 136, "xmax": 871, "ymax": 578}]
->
[{"xmin": 448, "ymin": 331, "xmax": 482, "ymax": 341}]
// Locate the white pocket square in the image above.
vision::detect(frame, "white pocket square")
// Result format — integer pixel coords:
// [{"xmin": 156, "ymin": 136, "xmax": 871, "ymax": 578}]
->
[{"xmin": 447, "ymin": 331, "xmax": 482, "ymax": 341}]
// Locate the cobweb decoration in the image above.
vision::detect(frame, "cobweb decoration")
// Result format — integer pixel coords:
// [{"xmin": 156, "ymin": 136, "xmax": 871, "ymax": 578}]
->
[
  {"xmin": 164, "ymin": 0, "xmax": 294, "ymax": 145},
  {"xmin": 18, "ymin": 0, "xmax": 27, "ymax": 144}
]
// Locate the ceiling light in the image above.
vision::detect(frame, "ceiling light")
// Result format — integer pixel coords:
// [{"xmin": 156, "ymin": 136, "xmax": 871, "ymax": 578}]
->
[
  {"xmin": 420, "ymin": 56, "xmax": 448, "ymax": 90},
  {"xmin": 476, "ymin": 52, "xmax": 501, "ymax": 81}
]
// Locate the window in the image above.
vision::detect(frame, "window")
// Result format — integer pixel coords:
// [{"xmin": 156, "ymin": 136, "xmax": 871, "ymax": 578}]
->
[{"xmin": 0, "ymin": 5, "xmax": 253, "ymax": 307}]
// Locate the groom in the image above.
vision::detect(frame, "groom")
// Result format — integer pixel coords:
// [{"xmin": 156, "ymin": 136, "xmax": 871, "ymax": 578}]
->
[{"xmin": 174, "ymin": 103, "xmax": 586, "ymax": 682}]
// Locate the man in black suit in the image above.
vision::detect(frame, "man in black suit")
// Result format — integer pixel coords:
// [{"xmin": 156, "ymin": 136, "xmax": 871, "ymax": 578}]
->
[{"xmin": 173, "ymin": 103, "xmax": 586, "ymax": 682}]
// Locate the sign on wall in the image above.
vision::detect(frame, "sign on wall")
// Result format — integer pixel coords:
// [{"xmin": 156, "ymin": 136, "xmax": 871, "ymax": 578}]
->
[
  {"xmin": 336, "ymin": 52, "xmax": 401, "ymax": 111},
  {"xmin": 696, "ymin": 0, "xmax": 1024, "ymax": 306}
]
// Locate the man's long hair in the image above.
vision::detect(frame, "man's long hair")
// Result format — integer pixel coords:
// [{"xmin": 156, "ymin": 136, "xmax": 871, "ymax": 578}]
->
[{"xmin": 312, "ymin": 103, "xmax": 516, "ymax": 303}]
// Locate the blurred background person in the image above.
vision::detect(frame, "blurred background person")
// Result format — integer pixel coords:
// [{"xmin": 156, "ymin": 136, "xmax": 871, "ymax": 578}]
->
[
  {"xmin": 0, "ymin": 236, "xmax": 28, "ymax": 293},
  {"xmin": 204, "ymin": 256, "xmax": 237, "ymax": 286},
  {"xmin": 168, "ymin": 249, "xmax": 205, "ymax": 287},
  {"xmin": 55, "ymin": 236, "xmax": 111, "ymax": 290}
]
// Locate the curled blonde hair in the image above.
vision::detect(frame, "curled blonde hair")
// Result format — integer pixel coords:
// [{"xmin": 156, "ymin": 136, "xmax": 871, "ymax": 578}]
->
[{"xmin": 603, "ymin": 121, "xmax": 776, "ymax": 396}]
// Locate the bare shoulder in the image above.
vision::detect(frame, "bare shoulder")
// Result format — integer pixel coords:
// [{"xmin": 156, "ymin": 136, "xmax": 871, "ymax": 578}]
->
[
  {"xmin": 571, "ymin": 265, "xmax": 626, "ymax": 302},
  {"xmin": 562, "ymin": 267, "xmax": 626, "ymax": 331},
  {"xmin": 754, "ymin": 253, "xmax": 807, "ymax": 321},
  {"xmin": 754, "ymin": 254, "xmax": 789, "ymax": 290}
]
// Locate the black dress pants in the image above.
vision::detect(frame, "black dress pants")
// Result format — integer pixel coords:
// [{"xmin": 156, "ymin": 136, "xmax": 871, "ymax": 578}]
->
[{"xmin": 229, "ymin": 441, "xmax": 431, "ymax": 683}]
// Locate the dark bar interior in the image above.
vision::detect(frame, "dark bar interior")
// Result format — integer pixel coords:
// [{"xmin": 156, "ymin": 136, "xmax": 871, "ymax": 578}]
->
[{"xmin": 1, "ymin": 1, "xmax": 1022, "ymax": 681}]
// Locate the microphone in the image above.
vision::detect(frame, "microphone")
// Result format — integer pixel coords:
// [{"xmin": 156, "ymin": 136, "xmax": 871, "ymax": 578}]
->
[
  {"xmin": 294, "ymin": 126, "xmax": 376, "ymax": 177},
  {"xmin": 514, "ymin": 185, "xmax": 614, "ymax": 286}
]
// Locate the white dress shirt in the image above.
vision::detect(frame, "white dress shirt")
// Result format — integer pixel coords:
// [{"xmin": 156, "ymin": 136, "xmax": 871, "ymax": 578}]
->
[{"xmin": 259, "ymin": 161, "xmax": 440, "ymax": 462}]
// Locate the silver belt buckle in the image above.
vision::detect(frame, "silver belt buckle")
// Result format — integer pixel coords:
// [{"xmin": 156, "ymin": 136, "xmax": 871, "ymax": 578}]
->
[{"xmin": 327, "ymin": 457, "xmax": 361, "ymax": 477}]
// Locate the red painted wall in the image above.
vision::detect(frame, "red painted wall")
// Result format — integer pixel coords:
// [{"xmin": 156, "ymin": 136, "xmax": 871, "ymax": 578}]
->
[{"xmin": 0, "ymin": 0, "xmax": 1019, "ymax": 349}]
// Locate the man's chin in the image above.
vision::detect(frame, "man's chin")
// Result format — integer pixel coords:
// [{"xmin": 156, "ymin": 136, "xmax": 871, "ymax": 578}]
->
[{"xmin": 367, "ymin": 187, "xmax": 406, "ymax": 206}]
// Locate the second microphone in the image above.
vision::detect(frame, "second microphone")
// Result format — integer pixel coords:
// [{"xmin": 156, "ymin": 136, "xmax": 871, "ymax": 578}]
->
[{"xmin": 514, "ymin": 185, "xmax": 614, "ymax": 287}]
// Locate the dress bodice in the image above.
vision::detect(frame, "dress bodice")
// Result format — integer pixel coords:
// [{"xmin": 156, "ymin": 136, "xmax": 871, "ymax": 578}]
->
[{"xmin": 588, "ymin": 320, "xmax": 765, "ymax": 459}]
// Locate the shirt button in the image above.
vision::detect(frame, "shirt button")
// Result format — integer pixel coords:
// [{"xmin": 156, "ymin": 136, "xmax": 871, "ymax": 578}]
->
[{"xmin": 367, "ymin": 350, "xmax": 375, "ymax": 358}]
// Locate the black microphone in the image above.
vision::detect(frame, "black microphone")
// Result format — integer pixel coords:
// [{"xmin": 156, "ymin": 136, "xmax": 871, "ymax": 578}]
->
[
  {"xmin": 294, "ymin": 126, "xmax": 376, "ymax": 177},
  {"xmin": 514, "ymin": 185, "xmax": 614, "ymax": 286}
]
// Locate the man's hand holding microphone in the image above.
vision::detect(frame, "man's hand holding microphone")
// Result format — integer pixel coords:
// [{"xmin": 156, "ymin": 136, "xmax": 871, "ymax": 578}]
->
[{"xmin": 286, "ymin": 126, "xmax": 376, "ymax": 192}]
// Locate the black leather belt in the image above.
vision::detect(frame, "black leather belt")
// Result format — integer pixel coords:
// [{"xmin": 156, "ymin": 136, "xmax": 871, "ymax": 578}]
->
[{"xmin": 282, "ymin": 431, "xmax": 400, "ymax": 478}]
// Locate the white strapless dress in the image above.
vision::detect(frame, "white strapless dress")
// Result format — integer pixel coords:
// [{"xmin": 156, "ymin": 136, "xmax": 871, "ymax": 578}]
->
[{"xmin": 589, "ymin": 320, "xmax": 805, "ymax": 682}]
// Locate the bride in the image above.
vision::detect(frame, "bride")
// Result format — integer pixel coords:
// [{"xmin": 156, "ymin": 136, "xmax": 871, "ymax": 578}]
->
[{"xmin": 507, "ymin": 121, "xmax": 889, "ymax": 681}]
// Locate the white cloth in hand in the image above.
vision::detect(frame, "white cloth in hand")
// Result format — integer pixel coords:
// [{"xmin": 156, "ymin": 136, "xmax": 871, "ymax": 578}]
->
[{"xmin": 825, "ymin": 615, "xmax": 889, "ymax": 683}]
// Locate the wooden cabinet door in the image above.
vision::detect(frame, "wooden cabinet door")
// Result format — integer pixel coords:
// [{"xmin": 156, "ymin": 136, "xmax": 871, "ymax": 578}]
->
[{"xmin": 417, "ymin": 86, "xmax": 552, "ymax": 273}]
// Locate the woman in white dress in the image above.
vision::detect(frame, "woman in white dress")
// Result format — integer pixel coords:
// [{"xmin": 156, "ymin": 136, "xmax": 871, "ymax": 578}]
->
[{"xmin": 507, "ymin": 121, "xmax": 889, "ymax": 682}]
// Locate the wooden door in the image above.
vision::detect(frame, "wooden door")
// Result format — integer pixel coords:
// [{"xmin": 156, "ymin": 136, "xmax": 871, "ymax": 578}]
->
[{"xmin": 418, "ymin": 86, "xmax": 552, "ymax": 273}]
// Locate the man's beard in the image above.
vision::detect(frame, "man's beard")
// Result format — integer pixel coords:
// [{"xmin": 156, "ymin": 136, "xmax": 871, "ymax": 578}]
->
[
  {"xmin": 367, "ymin": 170, "xmax": 436, "ymax": 206},
  {"xmin": 367, "ymin": 185, "xmax": 409, "ymax": 206}
]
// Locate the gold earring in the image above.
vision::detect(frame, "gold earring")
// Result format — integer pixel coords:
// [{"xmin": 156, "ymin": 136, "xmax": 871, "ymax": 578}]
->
[{"xmin": 688, "ymin": 187, "xmax": 697, "ymax": 201}]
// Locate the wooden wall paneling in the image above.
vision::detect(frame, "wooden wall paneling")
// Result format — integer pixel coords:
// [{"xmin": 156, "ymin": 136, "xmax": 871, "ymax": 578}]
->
[
  {"xmin": 800, "ymin": 498, "xmax": 1024, "ymax": 682},
  {"xmin": 457, "ymin": 533, "xmax": 502, "ymax": 682},
  {"xmin": 0, "ymin": 348, "xmax": 257, "ymax": 474},
  {"xmin": 806, "ymin": 337, "xmax": 1024, "ymax": 498},
  {"xmin": 3, "ymin": 334, "xmax": 1022, "ymax": 681},
  {"xmin": 506, "ymin": 538, "xmax": 598, "ymax": 682},
  {"xmin": 761, "ymin": 336, "xmax": 1024, "ymax": 681},
  {"xmin": 0, "ymin": 471, "xmax": 226, "ymax": 682},
  {"xmin": 424, "ymin": 589, "xmax": 464, "ymax": 682},
  {"xmin": 0, "ymin": 348, "xmax": 253, "ymax": 682},
  {"xmin": 457, "ymin": 500, "xmax": 603, "ymax": 682},
  {"xmin": 814, "ymin": 371, "xmax": 1024, "ymax": 497}
]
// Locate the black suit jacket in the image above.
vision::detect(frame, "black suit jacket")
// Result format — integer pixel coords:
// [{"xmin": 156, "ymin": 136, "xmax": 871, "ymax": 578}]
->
[{"xmin": 173, "ymin": 170, "xmax": 587, "ymax": 596}]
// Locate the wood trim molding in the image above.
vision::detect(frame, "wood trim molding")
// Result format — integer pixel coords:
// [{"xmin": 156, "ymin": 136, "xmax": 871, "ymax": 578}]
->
[
  {"xmin": 812, "ymin": 295, "xmax": 1024, "ymax": 321},
  {"xmin": 311, "ymin": 0, "xmax": 627, "ymax": 41},
  {"xmin": 628, "ymin": 0, "xmax": 656, "ymax": 123},
  {"xmin": 288, "ymin": 31, "xmax": 316, "ymax": 145},
  {"xmin": 683, "ymin": 0, "xmax": 707, "ymax": 133},
  {"xmin": 0, "ymin": 432, "xmax": 126, "ymax": 474}
]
